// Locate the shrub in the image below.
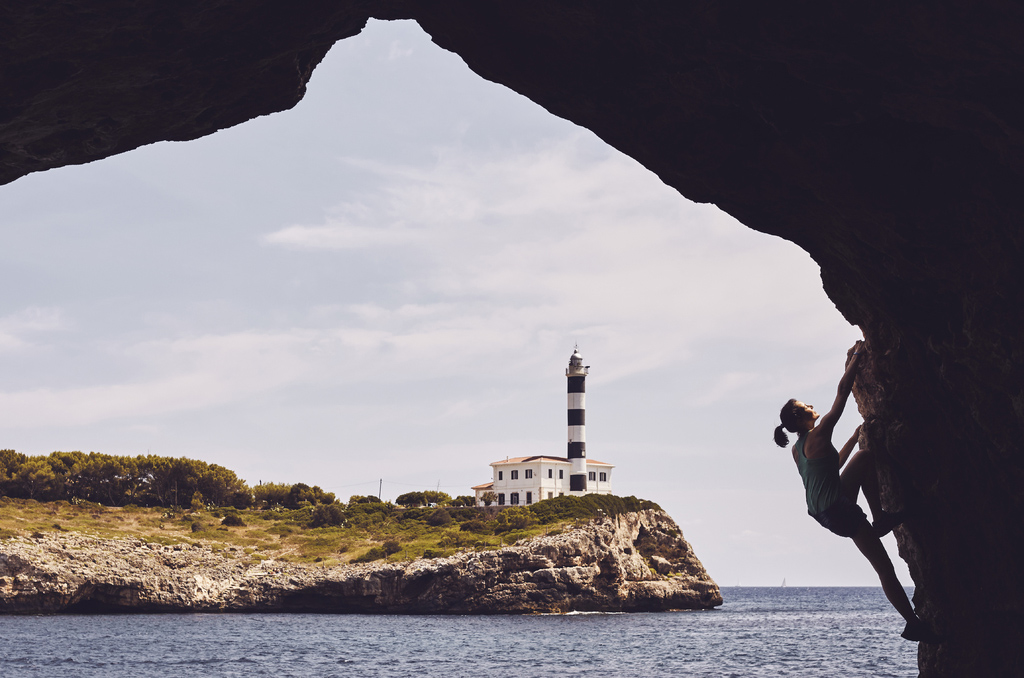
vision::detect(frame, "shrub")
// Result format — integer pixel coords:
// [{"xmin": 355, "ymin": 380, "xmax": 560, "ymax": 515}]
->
[
  {"xmin": 427, "ymin": 508, "xmax": 452, "ymax": 526},
  {"xmin": 398, "ymin": 507, "xmax": 428, "ymax": 522},
  {"xmin": 310, "ymin": 503, "xmax": 346, "ymax": 528},
  {"xmin": 253, "ymin": 482, "xmax": 290, "ymax": 507},
  {"xmin": 221, "ymin": 514, "xmax": 246, "ymax": 527},
  {"xmin": 422, "ymin": 549, "xmax": 442, "ymax": 559},
  {"xmin": 460, "ymin": 519, "xmax": 489, "ymax": 533},
  {"xmin": 438, "ymin": 531, "xmax": 462, "ymax": 549},
  {"xmin": 494, "ymin": 506, "xmax": 535, "ymax": 532},
  {"xmin": 229, "ymin": 489, "xmax": 254, "ymax": 509},
  {"xmin": 422, "ymin": 491, "xmax": 452, "ymax": 506},
  {"xmin": 352, "ymin": 546, "xmax": 386, "ymax": 563},
  {"xmin": 395, "ymin": 491, "xmax": 425, "ymax": 507},
  {"xmin": 190, "ymin": 521, "xmax": 204, "ymax": 533},
  {"xmin": 527, "ymin": 494, "xmax": 661, "ymax": 524},
  {"xmin": 346, "ymin": 500, "xmax": 393, "ymax": 527},
  {"xmin": 447, "ymin": 507, "xmax": 480, "ymax": 522},
  {"xmin": 383, "ymin": 540, "xmax": 401, "ymax": 556}
]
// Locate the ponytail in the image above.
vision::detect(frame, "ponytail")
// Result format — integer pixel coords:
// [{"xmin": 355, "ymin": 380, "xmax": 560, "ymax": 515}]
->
[{"xmin": 773, "ymin": 398, "xmax": 803, "ymax": 447}]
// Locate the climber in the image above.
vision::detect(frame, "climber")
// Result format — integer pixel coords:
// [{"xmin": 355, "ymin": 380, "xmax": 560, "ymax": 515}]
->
[{"xmin": 773, "ymin": 341, "xmax": 940, "ymax": 643}]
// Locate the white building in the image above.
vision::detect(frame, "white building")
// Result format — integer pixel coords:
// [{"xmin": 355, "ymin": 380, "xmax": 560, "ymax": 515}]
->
[
  {"xmin": 473, "ymin": 455, "xmax": 614, "ymax": 506},
  {"xmin": 473, "ymin": 347, "xmax": 615, "ymax": 506}
]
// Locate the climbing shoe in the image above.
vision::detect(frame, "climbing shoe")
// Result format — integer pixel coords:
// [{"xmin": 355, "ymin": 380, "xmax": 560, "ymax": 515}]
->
[
  {"xmin": 901, "ymin": 619, "xmax": 943, "ymax": 644},
  {"xmin": 873, "ymin": 509, "xmax": 908, "ymax": 538}
]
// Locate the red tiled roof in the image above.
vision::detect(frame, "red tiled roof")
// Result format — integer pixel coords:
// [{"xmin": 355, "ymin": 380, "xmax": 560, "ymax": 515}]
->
[
  {"xmin": 490, "ymin": 455, "xmax": 613, "ymax": 467},
  {"xmin": 490, "ymin": 455, "xmax": 566, "ymax": 465},
  {"xmin": 471, "ymin": 482, "xmax": 494, "ymax": 490}
]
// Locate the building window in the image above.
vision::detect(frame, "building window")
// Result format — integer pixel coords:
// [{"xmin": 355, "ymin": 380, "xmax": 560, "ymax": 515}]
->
[
  {"xmin": 498, "ymin": 493, "xmax": 505, "ymax": 506},
  {"xmin": 559, "ymin": 470, "xmax": 564, "ymax": 479},
  {"xmin": 498, "ymin": 471, "xmax": 503, "ymax": 480},
  {"xmin": 547, "ymin": 469, "xmax": 553, "ymax": 478},
  {"xmin": 510, "ymin": 492, "xmax": 520, "ymax": 505},
  {"xmin": 559, "ymin": 492, "xmax": 564, "ymax": 497},
  {"xmin": 526, "ymin": 492, "xmax": 532, "ymax": 504},
  {"xmin": 599, "ymin": 472, "xmax": 607, "ymax": 482},
  {"xmin": 525, "ymin": 469, "xmax": 533, "ymax": 479},
  {"xmin": 511, "ymin": 470, "xmax": 519, "ymax": 480},
  {"xmin": 547, "ymin": 492, "xmax": 553, "ymax": 499},
  {"xmin": 588, "ymin": 471, "xmax": 596, "ymax": 481}
]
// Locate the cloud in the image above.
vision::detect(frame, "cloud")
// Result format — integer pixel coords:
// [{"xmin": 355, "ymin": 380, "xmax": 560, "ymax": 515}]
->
[
  {"xmin": 387, "ymin": 40, "xmax": 415, "ymax": 61},
  {"xmin": 261, "ymin": 202, "xmax": 428, "ymax": 250},
  {"xmin": 0, "ymin": 330, "xmax": 312, "ymax": 427},
  {"xmin": 259, "ymin": 136, "xmax": 843, "ymax": 386},
  {"xmin": 261, "ymin": 223, "xmax": 425, "ymax": 250},
  {"xmin": 0, "ymin": 135, "xmax": 854, "ymax": 432},
  {"xmin": 0, "ymin": 307, "xmax": 65, "ymax": 351}
]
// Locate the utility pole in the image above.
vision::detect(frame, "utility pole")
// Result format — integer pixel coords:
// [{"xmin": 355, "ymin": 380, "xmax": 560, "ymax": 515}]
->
[{"xmin": 378, "ymin": 479, "xmax": 382, "ymax": 501}]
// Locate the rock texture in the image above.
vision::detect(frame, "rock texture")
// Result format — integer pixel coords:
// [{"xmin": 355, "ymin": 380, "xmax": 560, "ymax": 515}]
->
[
  {"xmin": 2, "ymin": 3, "xmax": 1023, "ymax": 674},
  {"xmin": 0, "ymin": 510, "xmax": 720, "ymax": 614}
]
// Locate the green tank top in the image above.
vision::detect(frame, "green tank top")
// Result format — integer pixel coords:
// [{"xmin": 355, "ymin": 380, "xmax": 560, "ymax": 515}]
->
[{"xmin": 795, "ymin": 434, "xmax": 842, "ymax": 515}]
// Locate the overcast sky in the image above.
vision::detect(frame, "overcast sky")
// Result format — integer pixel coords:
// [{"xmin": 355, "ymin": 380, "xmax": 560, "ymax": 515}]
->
[{"xmin": 0, "ymin": 19, "xmax": 906, "ymax": 586}]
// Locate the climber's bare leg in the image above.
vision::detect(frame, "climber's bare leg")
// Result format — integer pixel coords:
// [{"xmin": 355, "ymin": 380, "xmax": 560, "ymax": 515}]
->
[
  {"xmin": 841, "ymin": 448, "xmax": 883, "ymax": 520},
  {"xmin": 851, "ymin": 522, "xmax": 914, "ymax": 621}
]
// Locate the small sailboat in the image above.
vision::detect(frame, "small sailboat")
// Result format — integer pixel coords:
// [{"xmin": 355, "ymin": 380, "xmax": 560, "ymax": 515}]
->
[{"xmin": 781, "ymin": 578, "xmax": 787, "ymax": 587}]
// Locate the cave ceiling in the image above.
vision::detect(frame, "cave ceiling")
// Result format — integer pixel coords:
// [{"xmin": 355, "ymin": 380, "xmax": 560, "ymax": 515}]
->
[{"xmin": 2, "ymin": 4, "xmax": 1023, "ymax": 673}]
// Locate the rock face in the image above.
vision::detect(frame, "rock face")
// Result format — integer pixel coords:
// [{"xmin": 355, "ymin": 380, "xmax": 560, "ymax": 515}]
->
[
  {"xmin": 0, "ymin": 510, "xmax": 720, "ymax": 614},
  {"xmin": 2, "ymin": 3, "xmax": 1023, "ymax": 674}
]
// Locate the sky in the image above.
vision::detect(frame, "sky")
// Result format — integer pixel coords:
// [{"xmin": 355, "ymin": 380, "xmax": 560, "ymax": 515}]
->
[{"xmin": 0, "ymin": 19, "xmax": 906, "ymax": 586}]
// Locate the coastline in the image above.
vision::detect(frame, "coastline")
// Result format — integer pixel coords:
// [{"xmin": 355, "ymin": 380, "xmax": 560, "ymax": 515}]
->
[{"xmin": 0, "ymin": 508, "xmax": 721, "ymax": 614}]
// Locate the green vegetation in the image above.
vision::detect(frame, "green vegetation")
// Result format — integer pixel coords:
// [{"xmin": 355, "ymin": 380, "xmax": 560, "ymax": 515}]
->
[
  {"xmin": 0, "ymin": 446, "xmax": 660, "ymax": 565},
  {"xmin": 0, "ymin": 490, "xmax": 660, "ymax": 566},
  {"xmin": 0, "ymin": 449, "xmax": 335, "ymax": 509}
]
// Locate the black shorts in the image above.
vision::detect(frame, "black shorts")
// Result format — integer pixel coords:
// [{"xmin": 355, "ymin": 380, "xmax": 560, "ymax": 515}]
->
[{"xmin": 811, "ymin": 495, "xmax": 870, "ymax": 538}]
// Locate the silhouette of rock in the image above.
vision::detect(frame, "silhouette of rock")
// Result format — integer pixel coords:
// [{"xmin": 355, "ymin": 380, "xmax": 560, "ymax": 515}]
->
[{"xmin": 1, "ymin": 4, "xmax": 1022, "ymax": 673}]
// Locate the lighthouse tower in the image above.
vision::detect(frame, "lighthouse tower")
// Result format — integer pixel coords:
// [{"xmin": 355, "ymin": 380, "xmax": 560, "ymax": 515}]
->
[{"xmin": 566, "ymin": 346, "xmax": 589, "ymax": 493}]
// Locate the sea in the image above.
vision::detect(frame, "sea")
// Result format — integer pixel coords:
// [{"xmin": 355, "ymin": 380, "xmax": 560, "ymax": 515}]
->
[{"xmin": 0, "ymin": 587, "xmax": 918, "ymax": 677}]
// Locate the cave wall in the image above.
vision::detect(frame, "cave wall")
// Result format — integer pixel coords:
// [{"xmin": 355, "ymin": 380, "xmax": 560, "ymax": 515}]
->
[{"xmin": 2, "ymin": 2, "xmax": 1023, "ymax": 674}]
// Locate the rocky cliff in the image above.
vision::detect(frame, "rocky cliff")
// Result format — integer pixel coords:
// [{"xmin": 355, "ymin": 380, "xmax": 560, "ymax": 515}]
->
[
  {"xmin": 2, "ymin": 3, "xmax": 1023, "ymax": 674},
  {"xmin": 0, "ymin": 509, "xmax": 720, "ymax": 614}
]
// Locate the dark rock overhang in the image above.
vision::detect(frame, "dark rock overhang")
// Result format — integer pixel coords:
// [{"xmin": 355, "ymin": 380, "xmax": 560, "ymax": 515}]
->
[{"xmin": 2, "ymin": 3, "xmax": 1023, "ymax": 674}]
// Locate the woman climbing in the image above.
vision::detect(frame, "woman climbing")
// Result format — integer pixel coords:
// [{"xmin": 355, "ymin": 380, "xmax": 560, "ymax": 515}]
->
[{"xmin": 774, "ymin": 341, "xmax": 940, "ymax": 643}]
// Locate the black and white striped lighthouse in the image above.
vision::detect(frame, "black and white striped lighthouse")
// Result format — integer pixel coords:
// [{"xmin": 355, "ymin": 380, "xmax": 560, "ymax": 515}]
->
[{"xmin": 566, "ymin": 346, "xmax": 589, "ymax": 492}]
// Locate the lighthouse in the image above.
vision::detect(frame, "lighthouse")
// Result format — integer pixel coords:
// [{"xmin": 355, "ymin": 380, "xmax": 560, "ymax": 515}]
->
[
  {"xmin": 470, "ymin": 345, "xmax": 614, "ymax": 506},
  {"xmin": 566, "ymin": 346, "xmax": 589, "ymax": 493}
]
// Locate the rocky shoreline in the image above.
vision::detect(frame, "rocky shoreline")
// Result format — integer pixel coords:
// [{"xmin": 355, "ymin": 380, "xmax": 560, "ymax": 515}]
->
[{"xmin": 0, "ymin": 509, "xmax": 721, "ymax": 614}]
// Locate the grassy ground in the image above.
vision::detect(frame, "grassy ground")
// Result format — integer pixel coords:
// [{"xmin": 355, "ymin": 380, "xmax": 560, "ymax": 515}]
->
[{"xmin": 0, "ymin": 497, "xmax": 571, "ymax": 567}]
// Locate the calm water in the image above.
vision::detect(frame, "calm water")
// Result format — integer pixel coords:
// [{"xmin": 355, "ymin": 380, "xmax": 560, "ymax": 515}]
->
[{"xmin": 0, "ymin": 587, "xmax": 917, "ymax": 677}]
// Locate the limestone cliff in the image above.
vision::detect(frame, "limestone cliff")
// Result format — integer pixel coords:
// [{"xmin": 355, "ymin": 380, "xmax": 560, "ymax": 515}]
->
[{"xmin": 0, "ymin": 509, "xmax": 720, "ymax": 614}]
